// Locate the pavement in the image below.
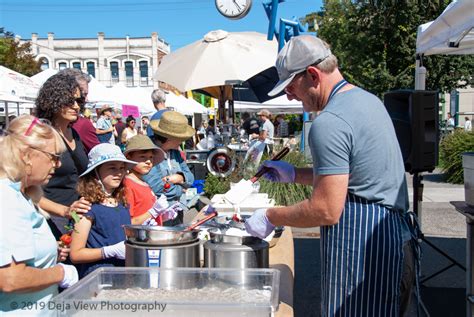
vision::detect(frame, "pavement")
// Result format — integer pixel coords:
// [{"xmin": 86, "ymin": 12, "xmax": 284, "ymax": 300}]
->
[{"xmin": 291, "ymin": 169, "xmax": 469, "ymax": 317}]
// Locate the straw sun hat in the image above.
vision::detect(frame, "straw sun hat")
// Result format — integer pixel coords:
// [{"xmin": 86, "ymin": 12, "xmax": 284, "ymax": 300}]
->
[{"xmin": 150, "ymin": 111, "xmax": 195, "ymax": 141}]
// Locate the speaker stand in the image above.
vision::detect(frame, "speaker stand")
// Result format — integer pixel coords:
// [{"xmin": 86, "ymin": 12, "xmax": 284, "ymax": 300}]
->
[{"xmin": 412, "ymin": 172, "xmax": 466, "ymax": 284}]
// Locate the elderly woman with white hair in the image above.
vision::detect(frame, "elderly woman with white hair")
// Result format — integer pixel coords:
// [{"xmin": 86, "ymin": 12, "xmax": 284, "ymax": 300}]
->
[{"xmin": 0, "ymin": 115, "xmax": 78, "ymax": 315}]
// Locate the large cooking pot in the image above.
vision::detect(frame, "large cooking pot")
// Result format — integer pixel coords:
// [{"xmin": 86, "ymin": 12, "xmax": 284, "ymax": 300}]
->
[
  {"xmin": 208, "ymin": 227, "xmax": 262, "ymax": 245},
  {"xmin": 123, "ymin": 225, "xmax": 199, "ymax": 246}
]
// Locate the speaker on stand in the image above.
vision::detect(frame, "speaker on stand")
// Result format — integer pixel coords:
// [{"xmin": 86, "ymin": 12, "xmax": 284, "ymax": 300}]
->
[{"xmin": 384, "ymin": 90, "xmax": 465, "ymax": 291}]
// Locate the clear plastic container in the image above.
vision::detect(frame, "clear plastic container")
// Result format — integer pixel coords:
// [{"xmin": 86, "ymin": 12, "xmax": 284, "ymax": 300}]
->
[{"xmin": 52, "ymin": 267, "xmax": 280, "ymax": 317}]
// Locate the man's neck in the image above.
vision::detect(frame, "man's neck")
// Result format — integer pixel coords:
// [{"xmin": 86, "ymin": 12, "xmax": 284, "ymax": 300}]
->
[
  {"xmin": 320, "ymin": 69, "xmax": 346, "ymax": 109},
  {"xmin": 155, "ymin": 103, "xmax": 166, "ymax": 110}
]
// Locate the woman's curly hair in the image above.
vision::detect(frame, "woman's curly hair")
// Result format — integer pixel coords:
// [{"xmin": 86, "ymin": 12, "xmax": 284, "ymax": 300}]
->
[
  {"xmin": 77, "ymin": 172, "xmax": 127, "ymax": 205},
  {"xmin": 35, "ymin": 73, "xmax": 79, "ymax": 122}
]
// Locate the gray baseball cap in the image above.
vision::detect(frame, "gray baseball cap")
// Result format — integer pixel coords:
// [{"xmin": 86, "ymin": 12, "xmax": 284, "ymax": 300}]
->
[{"xmin": 268, "ymin": 35, "xmax": 332, "ymax": 97}]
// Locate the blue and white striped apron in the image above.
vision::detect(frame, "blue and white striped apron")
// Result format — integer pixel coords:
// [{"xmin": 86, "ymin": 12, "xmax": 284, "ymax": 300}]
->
[{"xmin": 320, "ymin": 193, "xmax": 408, "ymax": 317}]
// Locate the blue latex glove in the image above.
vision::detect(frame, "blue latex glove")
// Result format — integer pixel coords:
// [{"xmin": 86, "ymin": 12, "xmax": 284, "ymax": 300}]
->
[
  {"xmin": 244, "ymin": 209, "xmax": 275, "ymax": 239},
  {"xmin": 259, "ymin": 160, "xmax": 295, "ymax": 183}
]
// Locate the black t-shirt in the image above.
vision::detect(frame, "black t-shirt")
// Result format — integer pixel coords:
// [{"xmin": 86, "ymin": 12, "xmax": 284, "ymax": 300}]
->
[
  {"xmin": 43, "ymin": 128, "xmax": 88, "ymax": 236},
  {"xmin": 242, "ymin": 117, "xmax": 261, "ymax": 135}
]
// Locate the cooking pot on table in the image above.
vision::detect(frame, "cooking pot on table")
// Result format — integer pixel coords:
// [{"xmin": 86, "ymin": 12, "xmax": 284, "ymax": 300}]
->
[{"xmin": 123, "ymin": 225, "xmax": 199, "ymax": 246}]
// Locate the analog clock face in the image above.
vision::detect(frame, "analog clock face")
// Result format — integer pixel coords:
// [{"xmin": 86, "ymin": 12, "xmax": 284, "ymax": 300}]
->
[{"xmin": 215, "ymin": 0, "xmax": 252, "ymax": 20}]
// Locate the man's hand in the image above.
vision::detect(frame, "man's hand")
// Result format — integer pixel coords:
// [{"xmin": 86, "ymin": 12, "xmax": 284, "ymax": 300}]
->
[
  {"xmin": 259, "ymin": 160, "xmax": 295, "ymax": 183},
  {"xmin": 244, "ymin": 209, "xmax": 275, "ymax": 239}
]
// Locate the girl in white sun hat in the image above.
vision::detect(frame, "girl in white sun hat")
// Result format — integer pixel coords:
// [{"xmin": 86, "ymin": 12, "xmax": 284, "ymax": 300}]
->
[{"xmin": 69, "ymin": 143, "xmax": 137, "ymax": 278}]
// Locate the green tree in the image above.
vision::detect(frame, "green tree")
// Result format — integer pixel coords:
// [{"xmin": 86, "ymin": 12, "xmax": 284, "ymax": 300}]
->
[
  {"xmin": 315, "ymin": 0, "xmax": 473, "ymax": 97},
  {"xmin": 192, "ymin": 92, "xmax": 212, "ymax": 108},
  {"xmin": 0, "ymin": 28, "xmax": 41, "ymax": 76}
]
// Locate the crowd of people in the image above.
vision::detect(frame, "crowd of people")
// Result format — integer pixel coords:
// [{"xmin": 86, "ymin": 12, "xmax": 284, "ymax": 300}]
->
[
  {"xmin": 0, "ymin": 69, "xmax": 197, "ymax": 315},
  {"xmin": 0, "ymin": 34, "xmax": 437, "ymax": 316}
]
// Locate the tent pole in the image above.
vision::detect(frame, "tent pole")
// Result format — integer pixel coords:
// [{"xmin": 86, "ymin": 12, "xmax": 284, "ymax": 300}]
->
[
  {"xmin": 5, "ymin": 101, "xmax": 9, "ymax": 127},
  {"xmin": 415, "ymin": 54, "xmax": 426, "ymax": 90}
]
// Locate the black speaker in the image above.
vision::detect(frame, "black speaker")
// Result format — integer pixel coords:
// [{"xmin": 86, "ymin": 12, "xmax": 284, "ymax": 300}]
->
[{"xmin": 384, "ymin": 90, "xmax": 439, "ymax": 174}]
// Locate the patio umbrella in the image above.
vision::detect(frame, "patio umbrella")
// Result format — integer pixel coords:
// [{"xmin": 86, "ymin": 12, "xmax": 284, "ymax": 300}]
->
[{"xmin": 155, "ymin": 30, "xmax": 278, "ymax": 121}]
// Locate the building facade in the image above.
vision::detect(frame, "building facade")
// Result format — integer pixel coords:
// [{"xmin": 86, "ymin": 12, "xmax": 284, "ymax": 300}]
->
[{"xmin": 22, "ymin": 32, "xmax": 170, "ymax": 88}]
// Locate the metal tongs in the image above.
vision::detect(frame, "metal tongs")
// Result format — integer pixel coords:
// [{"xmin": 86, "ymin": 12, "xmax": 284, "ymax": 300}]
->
[{"xmin": 185, "ymin": 206, "xmax": 218, "ymax": 231}]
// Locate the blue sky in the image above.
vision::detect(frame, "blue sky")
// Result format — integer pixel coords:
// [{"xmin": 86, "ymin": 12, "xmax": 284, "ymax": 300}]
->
[{"xmin": 0, "ymin": 0, "xmax": 323, "ymax": 50}]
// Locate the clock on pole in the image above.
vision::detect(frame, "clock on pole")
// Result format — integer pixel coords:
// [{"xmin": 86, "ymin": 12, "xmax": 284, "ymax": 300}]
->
[{"xmin": 215, "ymin": 0, "xmax": 252, "ymax": 20}]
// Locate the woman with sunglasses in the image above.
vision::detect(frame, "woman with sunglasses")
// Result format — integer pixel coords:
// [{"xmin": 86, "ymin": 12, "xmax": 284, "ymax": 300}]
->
[
  {"xmin": 35, "ymin": 73, "xmax": 92, "ymax": 239},
  {"xmin": 121, "ymin": 115, "xmax": 138, "ymax": 144},
  {"xmin": 0, "ymin": 115, "xmax": 78, "ymax": 315}
]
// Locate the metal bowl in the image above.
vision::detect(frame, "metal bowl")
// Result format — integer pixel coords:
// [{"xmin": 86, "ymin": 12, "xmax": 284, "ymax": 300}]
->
[
  {"xmin": 208, "ymin": 227, "xmax": 263, "ymax": 245},
  {"xmin": 123, "ymin": 225, "xmax": 199, "ymax": 246}
]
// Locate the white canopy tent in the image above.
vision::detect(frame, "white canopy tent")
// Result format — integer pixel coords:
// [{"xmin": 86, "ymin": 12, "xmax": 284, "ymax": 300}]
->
[
  {"xmin": 165, "ymin": 92, "xmax": 210, "ymax": 116},
  {"xmin": 0, "ymin": 93, "xmax": 35, "ymax": 126},
  {"xmin": 223, "ymin": 95, "xmax": 303, "ymax": 114},
  {"xmin": 30, "ymin": 69, "xmax": 210, "ymax": 116},
  {"xmin": 415, "ymin": 0, "xmax": 474, "ymax": 89},
  {"xmin": 108, "ymin": 84, "xmax": 209, "ymax": 116},
  {"xmin": 30, "ymin": 68, "xmax": 58, "ymax": 86},
  {"xmin": 0, "ymin": 66, "xmax": 39, "ymax": 100},
  {"xmin": 416, "ymin": 0, "xmax": 474, "ymax": 56}
]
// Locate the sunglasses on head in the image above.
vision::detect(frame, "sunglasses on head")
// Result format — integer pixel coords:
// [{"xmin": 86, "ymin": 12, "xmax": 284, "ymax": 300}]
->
[{"xmin": 24, "ymin": 117, "xmax": 52, "ymax": 136}]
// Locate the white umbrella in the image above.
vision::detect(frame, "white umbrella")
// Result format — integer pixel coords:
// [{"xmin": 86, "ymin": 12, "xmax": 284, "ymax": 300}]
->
[{"xmin": 155, "ymin": 30, "xmax": 278, "ymax": 92}]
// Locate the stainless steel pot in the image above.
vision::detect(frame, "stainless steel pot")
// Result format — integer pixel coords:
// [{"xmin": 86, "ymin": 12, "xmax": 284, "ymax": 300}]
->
[
  {"xmin": 208, "ymin": 228, "xmax": 262, "ymax": 245},
  {"xmin": 125, "ymin": 241, "xmax": 200, "ymax": 268},
  {"xmin": 204, "ymin": 240, "xmax": 269, "ymax": 269},
  {"xmin": 123, "ymin": 225, "xmax": 199, "ymax": 246}
]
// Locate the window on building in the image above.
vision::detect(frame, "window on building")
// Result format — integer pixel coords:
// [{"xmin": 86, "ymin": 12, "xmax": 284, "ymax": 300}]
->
[
  {"xmin": 58, "ymin": 62, "xmax": 67, "ymax": 70},
  {"xmin": 72, "ymin": 62, "xmax": 81, "ymax": 70},
  {"xmin": 139, "ymin": 61, "xmax": 148, "ymax": 86},
  {"xmin": 125, "ymin": 61, "xmax": 133, "ymax": 87},
  {"xmin": 86, "ymin": 62, "xmax": 95, "ymax": 78},
  {"xmin": 40, "ymin": 58, "xmax": 49, "ymax": 71},
  {"xmin": 110, "ymin": 61, "xmax": 119, "ymax": 85}
]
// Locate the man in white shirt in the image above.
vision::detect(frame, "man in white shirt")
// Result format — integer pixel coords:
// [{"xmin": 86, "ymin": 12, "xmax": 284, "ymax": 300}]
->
[
  {"xmin": 464, "ymin": 116, "xmax": 472, "ymax": 132},
  {"xmin": 257, "ymin": 109, "xmax": 274, "ymax": 155}
]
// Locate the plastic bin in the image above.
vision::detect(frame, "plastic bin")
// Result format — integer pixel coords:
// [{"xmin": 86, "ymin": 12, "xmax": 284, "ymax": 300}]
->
[
  {"xmin": 192, "ymin": 179, "xmax": 206, "ymax": 194},
  {"xmin": 52, "ymin": 267, "xmax": 280, "ymax": 317}
]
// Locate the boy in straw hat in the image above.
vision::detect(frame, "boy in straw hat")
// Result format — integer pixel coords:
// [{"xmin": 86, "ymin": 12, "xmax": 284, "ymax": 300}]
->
[
  {"xmin": 143, "ymin": 111, "xmax": 195, "ymax": 226},
  {"xmin": 124, "ymin": 135, "xmax": 180, "ymax": 226}
]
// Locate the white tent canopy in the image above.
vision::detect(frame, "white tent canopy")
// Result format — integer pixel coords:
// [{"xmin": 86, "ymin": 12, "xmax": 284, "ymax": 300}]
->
[
  {"xmin": 30, "ymin": 68, "xmax": 58, "ymax": 86},
  {"xmin": 416, "ymin": 0, "xmax": 474, "ymax": 55},
  {"xmin": 0, "ymin": 66, "xmax": 39, "ymax": 100},
  {"xmin": 227, "ymin": 95, "xmax": 303, "ymax": 114},
  {"xmin": 165, "ymin": 92, "xmax": 210, "ymax": 116},
  {"xmin": 29, "ymin": 69, "xmax": 209, "ymax": 116}
]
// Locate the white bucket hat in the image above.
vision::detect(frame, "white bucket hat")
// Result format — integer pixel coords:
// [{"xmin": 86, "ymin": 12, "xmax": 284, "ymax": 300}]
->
[{"xmin": 80, "ymin": 143, "xmax": 137, "ymax": 177}]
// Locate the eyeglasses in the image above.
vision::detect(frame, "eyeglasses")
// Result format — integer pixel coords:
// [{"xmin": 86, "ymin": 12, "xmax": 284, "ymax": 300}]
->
[
  {"xmin": 31, "ymin": 147, "xmax": 62, "ymax": 166},
  {"xmin": 24, "ymin": 117, "xmax": 52, "ymax": 136},
  {"xmin": 284, "ymin": 71, "xmax": 306, "ymax": 96},
  {"xmin": 75, "ymin": 96, "xmax": 86, "ymax": 105}
]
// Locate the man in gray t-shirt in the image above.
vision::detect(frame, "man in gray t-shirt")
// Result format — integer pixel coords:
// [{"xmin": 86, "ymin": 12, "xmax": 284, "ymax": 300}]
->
[
  {"xmin": 245, "ymin": 35, "xmax": 415, "ymax": 316},
  {"xmin": 308, "ymin": 87, "xmax": 408, "ymax": 211}
]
